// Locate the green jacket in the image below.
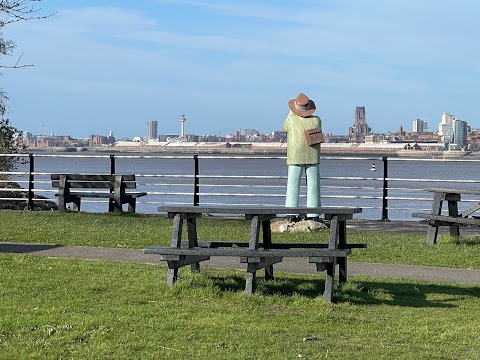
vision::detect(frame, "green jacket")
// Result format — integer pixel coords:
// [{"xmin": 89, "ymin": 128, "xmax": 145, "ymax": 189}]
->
[{"xmin": 283, "ymin": 111, "xmax": 322, "ymax": 165}]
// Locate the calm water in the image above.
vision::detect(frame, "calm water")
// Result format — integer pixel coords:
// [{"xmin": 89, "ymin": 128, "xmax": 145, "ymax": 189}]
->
[{"xmin": 14, "ymin": 152, "xmax": 480, "ymax": 220}]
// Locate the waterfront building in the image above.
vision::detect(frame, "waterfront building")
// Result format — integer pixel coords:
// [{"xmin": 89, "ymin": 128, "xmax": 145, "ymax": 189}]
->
[
  {"xmin": 147, "ymin": 120, "xmax": 158, "ymax": 140},
  {"xmin": 413, "ymin": 119, "xmax": 427, "ymax": 133},
  {"xmin": 349, "ymin": 106, "xmax": 371, "ymax": 141},
  {"xmin": 438, "ymin": 112, "xmax": 454, "ymax": 137},
  {"xmin": 450, "ymin": 119, "xmax": 468, "ymax": 150}
]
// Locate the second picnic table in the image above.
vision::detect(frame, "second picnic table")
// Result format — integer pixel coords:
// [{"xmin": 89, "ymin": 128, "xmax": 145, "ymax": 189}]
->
[{"xmin": 145, "ymin": 205, "xmax": 363, "ymax": 302}]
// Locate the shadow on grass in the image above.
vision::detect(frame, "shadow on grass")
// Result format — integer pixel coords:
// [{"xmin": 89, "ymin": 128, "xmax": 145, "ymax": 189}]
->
[
  {"xmin": 206, "ymin": 273, "xmax": 480, "ymax": 308},
  {"xmin": 0, "ymin": 243, "xmax": 63, "ymax": 253}
]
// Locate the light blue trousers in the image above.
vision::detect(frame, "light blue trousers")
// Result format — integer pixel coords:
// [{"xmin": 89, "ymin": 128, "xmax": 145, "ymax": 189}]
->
[{"xmin": 285, "ymin": 164, "xmax": 321, "ymax": 217}]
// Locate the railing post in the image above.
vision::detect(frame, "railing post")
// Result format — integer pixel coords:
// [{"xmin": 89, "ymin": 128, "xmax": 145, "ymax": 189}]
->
[
  {"xmin": 110, "ymin": 154, "xmax": 116, "ymax": 175},
  {"xmin": 109, "ymin": 154, "xmax": 116, "ymax": 212},
  {"xmin": 27, "ymin": 153, "xmax": 34, "ymax": 210},
  {"xmin": 194, "ymin": 155, "xmax": 199, "ymax": 206},
  {"xmin": 381, "ymin": 156, "xmax": 389, "ymax": 221}
]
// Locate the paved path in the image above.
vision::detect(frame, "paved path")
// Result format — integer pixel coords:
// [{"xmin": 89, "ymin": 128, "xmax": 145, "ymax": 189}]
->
[{"xmin": 1, "ymin": 220, "xmax": 479, "ymax": 285}]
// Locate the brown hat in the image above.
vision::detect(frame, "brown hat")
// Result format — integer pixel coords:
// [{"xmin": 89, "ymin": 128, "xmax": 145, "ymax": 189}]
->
[{"xmin": 288, "ymin": 93, "xmax": 316, "ymax": 117}]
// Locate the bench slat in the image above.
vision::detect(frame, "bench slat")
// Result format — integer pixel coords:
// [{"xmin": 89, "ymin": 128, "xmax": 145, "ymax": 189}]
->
[
  {"xmin": 55, "ymin": 191, "xmax": 147, "ymax": 198},
  {"xmin": 144, "ymin": 246, "xmax": 351, "ymax": 257},
  {"xmin": 413, "ymin": 213, "xmax": 480, "ymax": 226},
  {"xmin": 181, "ymin": 240, "xmax": 366, "ymax": 249},
  {"xmin": 51, "ymin": 174, "xmax": 136, "ymax": 181}
]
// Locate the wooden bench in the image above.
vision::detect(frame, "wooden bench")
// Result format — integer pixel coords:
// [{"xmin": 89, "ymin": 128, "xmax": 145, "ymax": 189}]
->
[
  {"xmin": 145, "ymin": 205, "xmax": 364, "ymax": 302},
  {"xmin": 412, "ymin": 188, "xmax": 480, "ymax": 245},
  {"xmin": 51, "ymin": 174, "xmax": 147, "ymax": 213}
]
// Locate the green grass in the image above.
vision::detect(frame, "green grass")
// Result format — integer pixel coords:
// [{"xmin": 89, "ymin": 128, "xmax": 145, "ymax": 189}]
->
[
  {"xmin": 1, "ymin": 210, "xmax": 480, "ymax": 358},
  {"xmin": 1, "ymin": 254, "xmax": 479, "ymax": 359},
  {"xmin": 0, "ymin": 210, "xmax": 479, "ymax": 269}
]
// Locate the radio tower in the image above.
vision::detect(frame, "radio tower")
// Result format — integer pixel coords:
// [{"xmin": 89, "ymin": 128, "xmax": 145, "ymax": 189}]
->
[{"xmin": 180, "ymin": 114, "xmax": 186, "ymax": 139}]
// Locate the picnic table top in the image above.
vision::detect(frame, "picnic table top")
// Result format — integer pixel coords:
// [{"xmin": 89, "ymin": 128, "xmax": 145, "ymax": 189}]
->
[
  {"xmin": 157, "ymin": 205, "xmax": 362, "ymax": 215},
  {"xmin": 425, "ymin": 188, "xmax": 480, "ymax": 196}
]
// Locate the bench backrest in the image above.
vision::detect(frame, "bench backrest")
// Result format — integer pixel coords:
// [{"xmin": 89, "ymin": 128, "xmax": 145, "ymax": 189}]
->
[{"xmin": 51, "ymin": 174, "xmax": 137, "ymax": 189}]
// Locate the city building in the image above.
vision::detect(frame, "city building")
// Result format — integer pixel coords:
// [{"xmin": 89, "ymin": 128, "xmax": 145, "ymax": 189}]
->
[
  {"xmin": 146, "ymin": 120, "xmax": 158, "ymax": 140},
  {"xmin": 450, "ymin": 119, "xmax": 468, "ymax": 150},
  {"xmin": 349, "ymin": 106, "xmax": 371, "ymax": 141},
  {"xmin": 413, "ymin": 119, "xmax": 428, "ymax": 133},
  {"xmin": 438, "ymin": 112, "xmax": 454, "ymax": 138}
]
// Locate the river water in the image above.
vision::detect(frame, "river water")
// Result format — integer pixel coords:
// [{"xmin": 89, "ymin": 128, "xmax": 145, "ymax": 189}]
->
[{"xmin": 14, "ymin": 152, "xmax": 480, "ymax": 221}]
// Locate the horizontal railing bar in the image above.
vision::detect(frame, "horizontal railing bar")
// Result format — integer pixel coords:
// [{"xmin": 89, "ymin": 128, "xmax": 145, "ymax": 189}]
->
[
  {"xmin": 386, "ymin": 177, "xmax": 480, "ymax": 183},
  {"xmin": 386, "ymin": 196, "xmax": 432, "ymax": 201},
  {"xmin": 390, "ymin": 157, "xmax": 480, "ymax": 163}
]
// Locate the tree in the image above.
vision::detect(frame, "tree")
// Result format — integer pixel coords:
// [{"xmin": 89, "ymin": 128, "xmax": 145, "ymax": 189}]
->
[
  {"xmin": 1, "ymin": 1, "xmax": 51, "ymax": 172},
  {"xmin": 0, "ymin": 118, "xmax": 24, "ymax": 173}
]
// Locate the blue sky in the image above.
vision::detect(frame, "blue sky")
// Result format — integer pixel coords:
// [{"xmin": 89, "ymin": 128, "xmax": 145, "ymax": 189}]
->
[{"xmin": 2, "ymin": 0, "xmax": 479, "ymax": 139}]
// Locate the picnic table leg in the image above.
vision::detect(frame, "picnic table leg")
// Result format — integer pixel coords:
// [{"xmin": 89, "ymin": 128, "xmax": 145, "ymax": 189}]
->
[
  {"xmin": 262, "ymin": 219, "xmax": 274, "ymax": 281},
  {"xmin": 337, "ymin": 217, "xmax": 348, "ymax": 285},
  {"xmin": 244, "ymin": 215, "xmax": 261, "ymax": 295},
  {"xmin": 427, "ymin": 192, "xmax": 444, "ymax": 245},
  {"xmin": 166, "ymin": 213, "xmax": 183, "ymax": 286},
  {"xmin": 187, "ymin": 217, "xmax": 200, "ymax": 272},
  {"xmin": 324, "ymin": 215, "xmax": 339, "ymax": 302},
  {"xmin": 447, "ymin": 199, "xmax": 460, "ymax": 237},
  {"xmin": 245, "ymin": 263, "xmax": 257, "ymax": 295}
]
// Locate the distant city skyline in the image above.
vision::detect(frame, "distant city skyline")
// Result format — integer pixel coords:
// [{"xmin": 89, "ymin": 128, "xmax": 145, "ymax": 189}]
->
[{"xmin": 3, "ymin": 1, "xmax": 479, "ymax": 138}]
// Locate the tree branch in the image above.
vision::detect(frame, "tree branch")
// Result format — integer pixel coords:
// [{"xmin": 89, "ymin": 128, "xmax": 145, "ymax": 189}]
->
[{"xmin": 0, "ymin": 52, "xmax": 33, "ymax": 68}]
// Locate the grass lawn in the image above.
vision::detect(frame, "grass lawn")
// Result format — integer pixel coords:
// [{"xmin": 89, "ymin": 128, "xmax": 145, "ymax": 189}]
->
[
  {"xmin": 1, "ymin": 254, "xmax": 479, "ymax": 359},
  {"xmin": 1, "ymin": 210, "xmax": 479, "ymax": 358},
  {"xmin": 0, "ymin": 210, "xmax": 479, "ymax": 269}
]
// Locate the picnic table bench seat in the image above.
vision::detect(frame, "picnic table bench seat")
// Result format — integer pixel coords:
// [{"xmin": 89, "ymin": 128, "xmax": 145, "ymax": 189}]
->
[
  {"xmin": 412, "ymin": 187, "xmax": 480, "ymax": 244},
  {"xmin": 51, "ymin": 174, "xmax": 147, "ymax": 213}
]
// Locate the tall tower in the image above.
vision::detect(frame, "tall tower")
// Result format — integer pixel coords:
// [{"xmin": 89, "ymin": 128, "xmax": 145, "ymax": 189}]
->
[
  {"xmin": 147, "ymin": 120, "xmax": 158, "ymax": 140},
  {"xmin": 180, "ymin": 114, "xmax": 186, "ymax": 139},
  {"xmin": 349, "ymin": 106, "xmax": 370, "ymax": 141}
]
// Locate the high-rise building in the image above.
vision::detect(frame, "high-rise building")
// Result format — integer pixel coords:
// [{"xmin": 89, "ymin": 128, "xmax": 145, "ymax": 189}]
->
[
  {"xmin": 452, "ymin": 119, "xmax": 468, "ymax": 150},
  {"xmin": 349, "ymin": 106, "xmax": 370, "ymax": 141},
  {"xmin": 438, "ymin": 112, "xmax": 454, "ymax": 137},
  {"xmin": 147, "ymin": 120, "xmax": 158, "ymax": 140},
  {"xmin": 413, "ymin": 119, "xmax": 427, "ymax": 133}
]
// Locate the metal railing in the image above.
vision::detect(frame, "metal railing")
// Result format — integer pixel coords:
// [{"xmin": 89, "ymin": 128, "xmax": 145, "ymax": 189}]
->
[{"xmin": 1, "ymin": 152, "xmax": 480, "ymax": 220}]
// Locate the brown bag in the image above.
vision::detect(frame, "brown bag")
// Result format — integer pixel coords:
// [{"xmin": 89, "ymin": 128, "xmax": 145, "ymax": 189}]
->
[{"xmin": 304, "ymin": 127, "xmax": 324, "ymax": 145}]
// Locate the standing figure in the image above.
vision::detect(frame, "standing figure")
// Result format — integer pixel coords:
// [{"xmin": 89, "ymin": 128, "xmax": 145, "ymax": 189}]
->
[{"xmin": 283, "ymin": 93, "xmax": 322, "ymax": 222}]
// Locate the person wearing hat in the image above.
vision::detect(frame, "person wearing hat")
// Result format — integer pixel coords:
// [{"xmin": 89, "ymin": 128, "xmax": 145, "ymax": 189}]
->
[{"xmin": 283, "ymin": 93, "xmax": 322, "ymax": 222}]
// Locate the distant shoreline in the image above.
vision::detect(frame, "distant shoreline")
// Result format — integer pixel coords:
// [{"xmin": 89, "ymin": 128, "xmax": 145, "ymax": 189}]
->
[{"xmin": 23, "ymin": 146, "xmax": 479, "ymax": 158}]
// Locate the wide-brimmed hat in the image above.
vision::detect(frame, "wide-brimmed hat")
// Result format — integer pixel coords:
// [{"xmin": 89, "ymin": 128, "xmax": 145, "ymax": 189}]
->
[{"xmin": 288, "ymin": 93, "xmax": 316, "ymax": 117}]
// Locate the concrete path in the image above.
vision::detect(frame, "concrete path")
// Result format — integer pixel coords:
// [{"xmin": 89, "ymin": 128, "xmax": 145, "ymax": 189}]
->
[{"xmin": 2, "ymin": 219, "xmax": 479, "ymax": 285}]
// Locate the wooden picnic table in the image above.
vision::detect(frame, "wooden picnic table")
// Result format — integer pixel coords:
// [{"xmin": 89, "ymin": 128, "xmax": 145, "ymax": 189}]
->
[
  {"xmin": 145, "ymin": 205, "xmax": 363, "ymax": 302},
  {"xmin": 412, "ymin": 188, "xmax": 480, "ymax": 245}
]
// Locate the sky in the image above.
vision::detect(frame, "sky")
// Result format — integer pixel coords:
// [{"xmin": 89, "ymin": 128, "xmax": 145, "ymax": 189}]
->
[{"xmin": 1, "ymin": 0, "xmax": 479, "ymax": 139}]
